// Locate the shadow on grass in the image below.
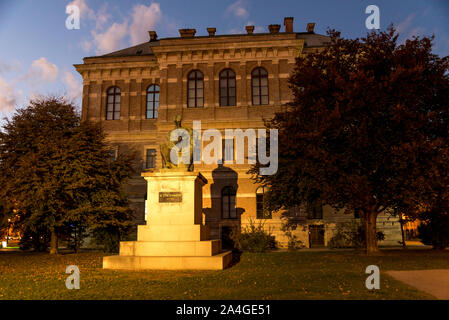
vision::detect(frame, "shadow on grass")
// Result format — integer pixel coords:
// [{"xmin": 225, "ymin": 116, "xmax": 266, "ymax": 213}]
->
[{"xmin": 226, "ymin": 249, "xmax": 242, "ymax": 269}]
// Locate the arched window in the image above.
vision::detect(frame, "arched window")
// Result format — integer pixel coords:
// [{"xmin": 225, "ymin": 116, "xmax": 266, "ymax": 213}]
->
[
  {"xmin": 219, "ymin": 69, "xmax": 236, "ymax": 106},
  {"xmin": 251, "ymin": 67, "xmax": 268, "ymax": 105},
  {"xmin": 256, "ymin": 187, "xmax": 271, "ymax": 219},
  {"xmin": 222, "ymin": 186, "xmax": 237, "ymax": 219},
  {"xmin": 187, "ymin": 70, "xmax": 204, "ymax": 108},
  {"xmin": 146, "ymin": 84, "xmax": 159, "ymax": 119},
  {"xmin": 106, "ymin": 86, "xmax": 121, "ymax": 120}
]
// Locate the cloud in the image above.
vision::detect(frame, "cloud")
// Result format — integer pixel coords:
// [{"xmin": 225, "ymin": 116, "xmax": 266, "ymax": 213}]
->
[
  {"xmin": 95, "ymin": 4, "xmax": 111, "ymax": 30},
  {"xmin": 129, "ymin": 3, "xmax": 162, "ymax": 45},
  {"xmin": 72, "ymin": 1, "xmax": 111, "ymax": 53},
  {"xmin": 28, "ymin": 57, "xmax": 59, "ymax": 83},
  {"xmin": 229, "ymin": 21, "xmax": 265, "ymax": 34},
  {"xmin": 92, "ymin": 21, "xmax": 129, "ymax": 55},
  {"xmin": 396, "ymin": 13, "xmax": 415, "ymax": 36},
  {"xmin": 226, "ymin": 0, "xmax": 249, "ymax": 19},
  {"xmin": 63, "ymin": 71, "xmax": 83, "ymax": 103},
  {"xmin": 396, "ymin": 13, "xmax": 430, "ymax": 43},
  {"xmin": 0, "ymin": 77, "xmax": 20, "ymax": 112},
  {"xmin": 0, "ymin": 60, "xmax": 22, "ymax": 75},
  {"xmin": 80, "ymin": 39, "xmax": 93, "ymax": 53},
  {"xmin": 88, "ymin": 2, "xmax": 164, "ymax": 55},
  {"xmin": 408, "ymin": 27, "xmax": 427, "ymax": 38}
]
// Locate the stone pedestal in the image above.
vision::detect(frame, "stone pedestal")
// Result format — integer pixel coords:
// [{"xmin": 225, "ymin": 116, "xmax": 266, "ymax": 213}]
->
[{"xmin": 103, "ymin": 170, "xmax": 232, "ymax": 270}]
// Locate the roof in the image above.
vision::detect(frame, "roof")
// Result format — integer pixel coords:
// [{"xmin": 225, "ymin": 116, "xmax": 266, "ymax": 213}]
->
[
  {"xmin": 100, "ymin": 42, "xmax": 157, "ymax": 58},
  {"xmin": 85, "ymin": 32, "xmax": 330, "ymax": 60}
]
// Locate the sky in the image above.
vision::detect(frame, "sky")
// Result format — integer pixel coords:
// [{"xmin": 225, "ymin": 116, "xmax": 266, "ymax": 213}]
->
[{"xmin": 0, "ymin": 0, "xmax": 448, "ymax": 121}]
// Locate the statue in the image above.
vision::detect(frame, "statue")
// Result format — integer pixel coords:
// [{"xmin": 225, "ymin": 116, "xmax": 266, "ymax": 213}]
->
[{"xmin": 160, "ymin": 115, "xmax": 194, "ymax": 171}]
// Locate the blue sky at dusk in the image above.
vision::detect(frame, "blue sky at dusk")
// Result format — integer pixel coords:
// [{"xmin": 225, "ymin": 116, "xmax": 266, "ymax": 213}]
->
[{"xmin": 0, "ymin": 0, "xmax": 448, "ymax": 121}]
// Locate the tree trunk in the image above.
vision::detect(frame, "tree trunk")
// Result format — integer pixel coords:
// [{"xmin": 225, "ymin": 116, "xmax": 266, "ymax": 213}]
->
[
  {"xmin": 365, "ymin": 209, "xmax": 379, "ymax": 255},
  {"xmin": 399, "ymin": 215, "xmax": 407, "ymax": 249},
  {"xmin": 50, "ymin": 229, "xmax": 59, "ymax": 254}
]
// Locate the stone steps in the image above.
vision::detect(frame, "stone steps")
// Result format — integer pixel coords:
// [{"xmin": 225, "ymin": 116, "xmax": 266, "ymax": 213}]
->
[
  {"xmin": 103, "ymin": 251, "xmax": 233, "ymax": 270},
  {"xmin": 119, "ymin": 239, "xmax": 221, "ymax": 256},
  {"xmin": 137, "ymin": 224, "xmax": 210, "ymax": 241}
]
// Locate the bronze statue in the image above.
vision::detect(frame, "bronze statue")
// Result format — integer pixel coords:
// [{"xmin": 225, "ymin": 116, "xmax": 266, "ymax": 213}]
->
[{"xmin": 160, "ymin": 115, "xmax": 194, "ymax": 171}]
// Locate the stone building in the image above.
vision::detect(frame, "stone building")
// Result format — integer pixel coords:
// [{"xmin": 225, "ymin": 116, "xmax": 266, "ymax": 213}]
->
[{"xmin": 74, "ymin": 17, "xmax": 402, "ymax": 248}]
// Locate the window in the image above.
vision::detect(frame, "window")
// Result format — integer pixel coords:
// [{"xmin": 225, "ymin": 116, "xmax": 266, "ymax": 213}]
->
[
  {"xmin": 256, "ymin": 136, "xmax": 271, "ymax": 164},
  {"xmin": 222, "ymin": 138, "xmax": 234, "ymax": 163},
  {"xmin": 107, "ymin": 149, "xmax": 116, "ymax": 162},
  {"xmin": 307, "ymin": 201, "xmax": 323, "ymax": 219},
  {"xmin": 219, "ymin": 69, "xmax": 236, "ymax": 106},
  {"xmin": 256, "ymin": 187, "xmax": 271, "ymax": 219},
  {"xmin": 251, "ymin": 67, "xmax": 268, "ymax": 105},
  {"xmin": 146, "ymin": 149, "xmax": 156, "ymax": 169},
  {"xmin": 187, "ymin": 70, "xmax": 204, "ymax": 107},
  {"xmin": 146, "ymin": 85, "xmax": 159, "ymax": 119},
  {"xmin": 106, "ymin": 86, "xmax": 121, "ymax": 120},
  {"xmin": 222, "ymin": 186, "xmax": 237, "ymax": 219}
]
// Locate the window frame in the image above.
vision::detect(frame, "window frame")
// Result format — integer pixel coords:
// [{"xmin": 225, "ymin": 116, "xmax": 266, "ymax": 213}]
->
[
  {"xmin": 106, "ymin": 86, "xmax": 121, "ymax": 120},
  {"xmin": 146, "ymin": 84, "xmax": 159, "ymax": 119},
  {"xmin": 222, "ymin": 186, "xmax": 237, "ymax": 219},
  {"xmin": 222, "ymin": 138, "xmax": 234, "ymax": 163},
  {"xmin": 251, "ymin": 67, "xmax": 269, "ymax": 106},
  {"xmin": 256, "ymin": 186, "xmax": 272, "ymax": 219},
  {"xmin": 145, "ymin": 149, "xmax": 157, "ymax": 169},
  {"xmin": 187, "ymin": 70, "xmax": 204, "ymax": 108},
  {"xmin": 219, "ymin": 68, "xmax": 236, "ymax": 107},
  {"xmin": 306, "ymin": 201, "xmax": 323, "ymax": 219}
]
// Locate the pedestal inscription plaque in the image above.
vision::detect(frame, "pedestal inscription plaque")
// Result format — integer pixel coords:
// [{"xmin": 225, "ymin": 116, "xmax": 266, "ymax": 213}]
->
[{"xmin": 159, "ymin": 192, "xmax": 182, "ymax": 203}]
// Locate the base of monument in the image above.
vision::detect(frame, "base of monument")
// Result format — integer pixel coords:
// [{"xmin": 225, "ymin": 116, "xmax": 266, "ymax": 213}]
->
[
  {"xmin": 103, "ymin": 251, "xmax": 233, "ymax": 270},
  {"xmin": 103, "ymin": 170, "xmax": 233, "ymax": 270}
]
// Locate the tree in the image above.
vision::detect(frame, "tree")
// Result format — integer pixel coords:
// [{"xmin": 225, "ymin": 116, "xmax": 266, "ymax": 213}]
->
[
  {"xmin": 414, "ymin": 146, "xmax": 449, "ymax": 249},
  {"xmin": 0, "ymin": 96, "xmax": 135, "ymax": 253},
  {"xmin": 250, "ymin": 27, "xmax": 449, "ymax": 254}
]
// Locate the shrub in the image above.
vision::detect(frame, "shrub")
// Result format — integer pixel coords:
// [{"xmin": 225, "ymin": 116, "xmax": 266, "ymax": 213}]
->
[
  {"xmin": 418, "ymin": 217, "xmax": 449, "ymax": 249},
  {"xmin": 281, "ymin": 224, "xmax": 304, "ymax": 251},
  {"xmin": 328, "ymin": 220, "xmax": 385, "ymax": 249},
  {"xmin": 92, "ymin": 229, "xmax": 124, "ymax": 253},
  {"xmin": 230, "ymin": 220, "xmax": 276, "ymax": 252}
]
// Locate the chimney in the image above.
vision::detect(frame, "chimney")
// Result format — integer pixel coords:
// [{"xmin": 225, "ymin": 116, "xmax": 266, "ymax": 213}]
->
[
  {"xmin": 148, "ymin": 30, "xmax": 157, "ymax": 42},
  {"xmin": 284, "ymin": 17, "xmax": 294, "ymax": 33},
  {"xmin": 207, "ymin": 27, "xmax": 216, "ymax": 37},
  {"xmin": 245, "ymin": 25, "xmax": 254, "ymax": 34},
  {"xmin": 179, "ymin": 28, "xmax": 196, "ymax": 38},
  {"xmin": 307, "ymin": 23, "xmax": 316, "ymax": 33},
  {"xmin": 268, "ymin": 24, "xmax": 281, "ymax": 34}
]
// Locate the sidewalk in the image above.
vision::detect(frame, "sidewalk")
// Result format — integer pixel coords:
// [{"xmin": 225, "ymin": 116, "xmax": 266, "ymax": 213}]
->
[{"xmin": 386, "ymin": 269, "xmax": 449, "ymax": 299}]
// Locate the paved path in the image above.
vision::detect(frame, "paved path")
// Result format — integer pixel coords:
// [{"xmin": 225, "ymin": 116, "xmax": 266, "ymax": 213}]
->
[{"xmin": 386, "ymin": 269, "xmax": 449, "ymax": 299}]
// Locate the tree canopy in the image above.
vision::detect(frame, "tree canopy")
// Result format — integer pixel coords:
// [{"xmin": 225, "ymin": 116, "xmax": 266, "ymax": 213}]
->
[
  {"xmin": 0, "ymin": 96, "xmax": 136, "ymax": 253},
  {"xmin": 250, "ymin": 27, "xmax": 449, "ymax": 254}
]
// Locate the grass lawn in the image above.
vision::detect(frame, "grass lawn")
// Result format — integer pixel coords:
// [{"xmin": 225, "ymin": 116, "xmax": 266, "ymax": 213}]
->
[{"xmin": 0, "ymin": 249, "xmax": 448, "ymax": 300}]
